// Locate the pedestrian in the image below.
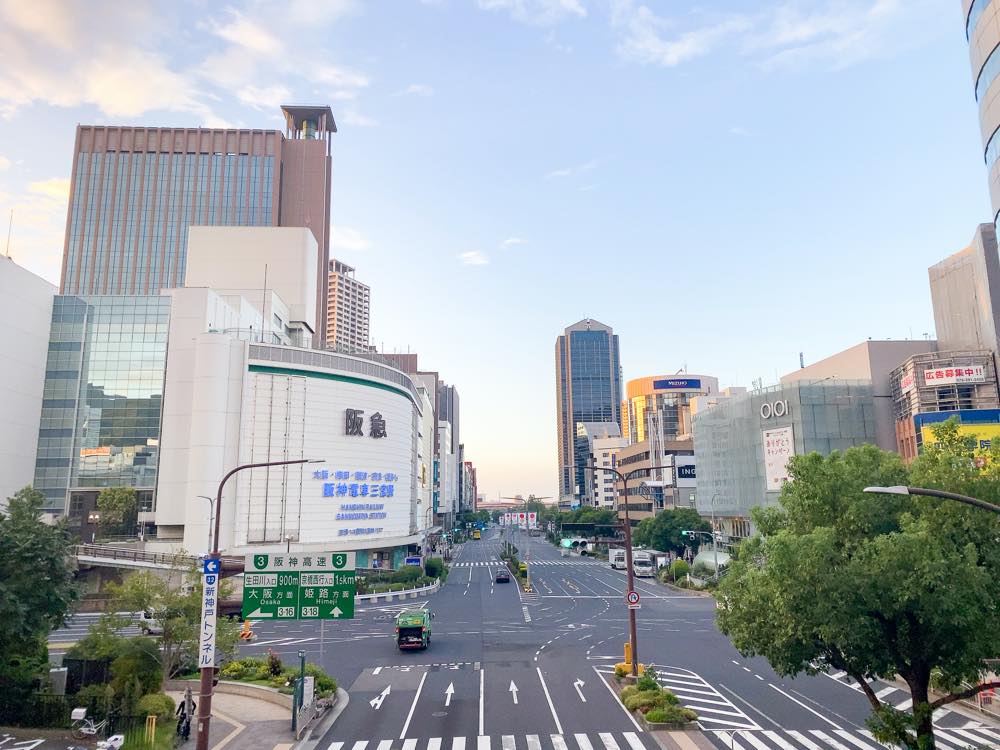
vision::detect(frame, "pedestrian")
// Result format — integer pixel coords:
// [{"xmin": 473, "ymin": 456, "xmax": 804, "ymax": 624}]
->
[{"xmin": 176, "ymin": 686, "xmax": 196, "ymax": 741}]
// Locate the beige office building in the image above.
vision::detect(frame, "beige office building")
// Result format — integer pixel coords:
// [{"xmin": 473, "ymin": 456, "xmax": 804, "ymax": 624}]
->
[{"xmin": 326, "ymin": 259, "xmax": 371, "ymax": 352}]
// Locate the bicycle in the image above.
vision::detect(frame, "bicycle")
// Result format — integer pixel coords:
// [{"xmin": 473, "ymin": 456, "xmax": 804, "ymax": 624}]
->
[{"xmin": 71, "ymin": 716, "xmax": 110, "ymax": 739}]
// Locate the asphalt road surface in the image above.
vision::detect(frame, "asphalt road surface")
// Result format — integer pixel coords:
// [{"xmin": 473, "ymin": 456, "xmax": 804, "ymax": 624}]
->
[{"xmin": 236, "ymin": 528, "xmax": 1000, "ymax": 750}]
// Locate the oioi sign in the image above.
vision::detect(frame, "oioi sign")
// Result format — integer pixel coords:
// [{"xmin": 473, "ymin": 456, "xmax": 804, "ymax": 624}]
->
[{"xmin": 242, "ymin": 551, "xmax": 357, "ymax": 620}]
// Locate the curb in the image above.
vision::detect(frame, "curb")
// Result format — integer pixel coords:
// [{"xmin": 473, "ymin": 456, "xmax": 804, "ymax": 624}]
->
[{"xmin": 295, "ymin": 687, "xmax": 349, "ymax": 750}]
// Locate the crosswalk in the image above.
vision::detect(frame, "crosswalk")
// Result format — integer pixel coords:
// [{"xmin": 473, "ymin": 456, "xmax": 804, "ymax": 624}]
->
[
  {"xmin": 821, "ymin": 669, "xmax": 992, "ymax": 730},
  {"xmin": 327, "ymin": 732, "xmax": 653, "ymax": 750},
  {"xmin": 451, "ymin": 561, "xmax": 603, "ymax": 568},
  {"xmin": 709, "ymin": 726, "xmax": 1000, "ymax": 749}
]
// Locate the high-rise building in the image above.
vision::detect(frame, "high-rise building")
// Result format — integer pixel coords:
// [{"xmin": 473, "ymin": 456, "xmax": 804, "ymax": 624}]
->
[
  {"xmin": 59, "ymin": 105, "xmax": 335, "ymax": 339},
  {"xmin": 326, "ymin": 259, "xmax": 370, "ymax": 351},
  {"xmin": 554, "ymin": 318, "xmax": 622, "ymax": 505},
  {"xmin": 438, "ymin": 383, "xmax": 460, "ymax": 454},
  {"xmin": 622, "ymin": 375, "xmax": 719, "ymax": 444},
  {"xmin": 965, "ymin": 1, "xmax": 1000, "ymax": 221}
]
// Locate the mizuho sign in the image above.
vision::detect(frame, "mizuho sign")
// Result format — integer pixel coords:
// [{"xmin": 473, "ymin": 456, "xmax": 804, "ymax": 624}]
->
[{"xmin": 760, "ymin": 400, "xmax": 789, "ymax": 419}]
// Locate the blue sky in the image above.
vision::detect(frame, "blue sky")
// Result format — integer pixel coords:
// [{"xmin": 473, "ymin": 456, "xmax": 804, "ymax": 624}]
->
[{"xmin": 0, "ymin": 0, "xmax": 991, "ymax": 502}]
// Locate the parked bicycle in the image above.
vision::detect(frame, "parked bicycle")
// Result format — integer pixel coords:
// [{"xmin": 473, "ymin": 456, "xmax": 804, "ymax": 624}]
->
[{"xmin": 71, "ymin": 715, "xmax": 110, "ymax": 739}]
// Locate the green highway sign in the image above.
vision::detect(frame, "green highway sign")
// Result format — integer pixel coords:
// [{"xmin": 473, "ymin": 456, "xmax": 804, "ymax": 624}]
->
[{"xmin": 242, "ymin": 551, "xmax": 356, "ymax": 620}]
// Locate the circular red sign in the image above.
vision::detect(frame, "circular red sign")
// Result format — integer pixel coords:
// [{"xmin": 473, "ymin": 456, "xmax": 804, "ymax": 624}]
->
[{"xmin": 626, "ymin": 591, "xmax": 640, "ymax": 605}]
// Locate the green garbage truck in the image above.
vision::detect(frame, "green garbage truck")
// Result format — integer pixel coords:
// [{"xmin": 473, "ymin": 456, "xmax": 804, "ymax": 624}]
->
[{"xmin": 394, "ymin": 609, "xmax": 432, "ymax": 650}]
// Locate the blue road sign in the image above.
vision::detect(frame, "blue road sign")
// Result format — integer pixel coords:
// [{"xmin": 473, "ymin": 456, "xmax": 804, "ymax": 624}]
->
[{"xmin": 203, "ymin": 558, "xmax": 221, "ymax": 575}]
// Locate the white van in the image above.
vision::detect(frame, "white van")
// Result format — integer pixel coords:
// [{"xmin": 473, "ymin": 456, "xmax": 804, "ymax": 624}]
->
[
  {"xmin": 138, "ymin": 609, "xmax": 164, "ymax": 635},
  {"xmin": 609, "ymin": 548, "xmax": 627, "ymax": 569}
]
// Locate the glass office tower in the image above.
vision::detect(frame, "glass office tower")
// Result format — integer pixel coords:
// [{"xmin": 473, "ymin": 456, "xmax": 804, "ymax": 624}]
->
[
  {"xmin": 554, "ymin": 319, "xmax": 622, "ymax": 504},
  {"xmin": 33, "ymin": 296, "xmax": 170, "ymax": 518}
]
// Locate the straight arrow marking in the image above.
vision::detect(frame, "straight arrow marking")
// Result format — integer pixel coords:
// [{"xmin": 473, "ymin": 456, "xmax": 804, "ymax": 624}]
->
[
  {"xmin": 370, "ymin": 685, "xmax": 390, "ymax": 710},
  {"xmin": 574, "ymin": 679, "xmax": 586, "ymax": 702},
  {"xmin": 509, "ymin": 680, "xmax": 519, "ymax": 705},
  {"xmin": 445, "ymin": 682, "xmax": 455, "ymax": 707}
]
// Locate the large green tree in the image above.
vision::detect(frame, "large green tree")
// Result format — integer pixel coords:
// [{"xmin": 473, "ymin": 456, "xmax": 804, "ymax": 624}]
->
[
  {"xmin": 717, "ymin": 431, "xmax": 1000, "ymax": 750},
  {"xmin": 632, "ymin": 508, "xmax": 710, "ymax": 554},
  {"xmin": 0, "ymin": 486, "xmax": 79, "ymax": 705}
]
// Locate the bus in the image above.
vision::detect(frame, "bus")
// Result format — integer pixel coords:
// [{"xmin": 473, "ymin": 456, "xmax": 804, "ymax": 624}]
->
[{"xmin": 472, "ymin": 529, "xmax": 481, "ymax": 540}]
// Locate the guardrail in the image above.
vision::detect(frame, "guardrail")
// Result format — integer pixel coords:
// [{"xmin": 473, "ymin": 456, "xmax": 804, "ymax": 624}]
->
[
  {"xmin": 75, "ymin": 544, "xmax": 243, "ymax": 571},
  {"xmin": 356, "ymin": 579, "xmax": 440, "ymax": 603}
]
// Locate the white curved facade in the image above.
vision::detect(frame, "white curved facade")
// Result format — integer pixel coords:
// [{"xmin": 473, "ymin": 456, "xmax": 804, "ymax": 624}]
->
[{"xmin": 965, "ymin": 0, "xmax": 1000, "ymax": 219}]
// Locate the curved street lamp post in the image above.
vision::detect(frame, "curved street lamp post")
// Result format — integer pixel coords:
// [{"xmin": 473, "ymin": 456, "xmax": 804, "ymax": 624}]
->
[
  {"xmin": 863, "ymin": 486, "xmax": 1000, "ymax": 515},
  {"xmin": 196, "ymin": 458, "xmax": 324, "ymax": 750},
  {"xmin": 586, "ymin": 462, "xmax": 674, "ymax": 677}
]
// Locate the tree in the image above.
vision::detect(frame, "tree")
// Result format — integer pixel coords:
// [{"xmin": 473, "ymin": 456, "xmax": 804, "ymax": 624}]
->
[
  {"xmin": 631, "ymin": 508, "xmax": 710, "ymax": 555},
  {"xmin": 0, "ymin": 486, "xmax": 79, "ymax": 706},
  {"xmin": 716, "ymin": 436, "xmax": 1000, "ymax": 750},
  {"xmin": 96, "ymin": 487, "xmax": 137, "ymax": 535},
  {"xmin": 105, "ymin": 567, "xmax": 239, "ymax": 679}
]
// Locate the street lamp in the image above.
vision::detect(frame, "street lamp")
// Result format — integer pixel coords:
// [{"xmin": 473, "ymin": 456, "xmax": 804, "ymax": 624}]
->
[
  {"xmin": 587, "ymin": 462, "xmax": 674, "ymax": 677},
  {"xmin": 197, "ymin": 495, "xmax": 214, "ymax": 554},
  {"xmin": 196, "ymin": 457, "xmax": 324, "ymax": 750},
  {"xmin": 863, "ymin": 486, "xmax": 1000, "ymax": 515}
]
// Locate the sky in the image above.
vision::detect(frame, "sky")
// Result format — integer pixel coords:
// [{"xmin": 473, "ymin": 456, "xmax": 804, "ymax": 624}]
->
[{"xmin": 0, "ymin": 0, "xmax": 992, "ymax": 503}]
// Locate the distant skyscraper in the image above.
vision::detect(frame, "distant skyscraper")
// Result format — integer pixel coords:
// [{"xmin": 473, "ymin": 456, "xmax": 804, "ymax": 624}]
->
[
  {"xmin": 965, "ymin": 1, "xmax": 1000, "ymax": 220},
  {"xmin": 326, "ymin": 259, "xmax": 370, "ymax": 351},
  {"xmin": 59, "ymin": 105, "xmax": 335, "ymax": 340},
  {"xmin": 554, "ymin": 318, "xmax": 622, "ymax": 504}
]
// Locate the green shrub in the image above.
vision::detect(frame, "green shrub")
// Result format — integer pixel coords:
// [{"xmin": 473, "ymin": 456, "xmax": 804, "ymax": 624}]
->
[
  {"xmin": 623, "ymin": 689, "xmax": 670, "ymax": 712},
  {"xmin": 619, "ymin": 685, "xmax": 639, "ymax": 701},
  {"xmin": 74, "ymin": 684, "xmax": 114, "ymax": 718},
  {"xmin": 644, "ymin": 705, "xmax": 697, "ymax": 724},
  {"xmin": 636, "ymin": 667, "xmax": 658, "ymax": 692},
  {"xmin": 390, "ymin": 566, "xmax": 421, "ymax": 583},
  {"xmin": 424, "ymin": 557, "xmax": 444, "ymax": 579},
  {"xmin": 136, "ymin": 692, "xmax": 175, "ymax": 720},
  {"xmin": 613, "ymin": 664, "xmax": 629, "ymax": 679},
  {"xmin": 303, "ymin": 663, "xmax": 338, "ymax": 697},
  {"xmin": 110, "ymin": 637, "xmax": 162, "ymax": 695},
  {"xmin": 666, "ymin": 560, "xmax": 689, "ymax": 581},
  {"xmin": 691, "ymin": 562, "xmax": 713, "ymax": 578}
]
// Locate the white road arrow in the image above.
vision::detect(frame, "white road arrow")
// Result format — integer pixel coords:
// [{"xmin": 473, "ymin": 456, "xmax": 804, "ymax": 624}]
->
[
  {"xmin": 445, "ymin": 682, "xmax": 455, "ymax": 707},
  {"xmin": 330, "ymin": 606, "xmax": 343, "ymax": 618},
  {"xmin": 573, "ymin": 679, "xmax": 586, "ymax": 702},
  {"xmin": 370, "ymin": 685, "xmax": 391, "ymax": 710},
  {"xmin": 509, "ymin": 680, "xmax": 519, "ymax": 705},
  {"xmin": 244, "ymin": 608, "xmax": 274, "ymax": 619}
]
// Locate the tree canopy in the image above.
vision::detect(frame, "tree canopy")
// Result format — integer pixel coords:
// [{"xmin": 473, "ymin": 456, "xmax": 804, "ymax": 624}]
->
[
  {"xmin": 631, "ymin": 508, "xmax": 711, "ymax": 554},
  {"xmin": 97, "ymin": 486, "xmax": 137, "ymax": 535},
  {"xmin": 716, "ymin": 425, "xmax": 1000, "ymax": 750},
  {"xmin": 0, "ymin": 487, "xmax": 79, "ymax": 707}
]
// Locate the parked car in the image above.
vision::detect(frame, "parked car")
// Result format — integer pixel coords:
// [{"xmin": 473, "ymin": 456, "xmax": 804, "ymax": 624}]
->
[{"xmin": 495, "ymin": 569, "xmax": 510, "ymax": 583}]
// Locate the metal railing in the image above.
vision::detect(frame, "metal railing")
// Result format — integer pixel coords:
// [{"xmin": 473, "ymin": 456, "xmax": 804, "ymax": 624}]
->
[{"xmin": 75, "ymin": 544, "xmax": 242, "ymax": 569}]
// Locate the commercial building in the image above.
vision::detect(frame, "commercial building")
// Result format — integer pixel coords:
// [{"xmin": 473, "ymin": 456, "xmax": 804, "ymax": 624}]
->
[
  {"xmin": 622, "ymin": 375, "xmax": 718, "ymax": 444},
  {"xmin": 0, "ymin": 257, "xmax": 56, "ymax": 508},
  {"xmin": 554, "ymin": 318, "xmax": 622, "ymax": 506},
  {"xmin": 59, "ymin": 105, "xmax": 335, "ymax": 339},
  {"xmin": 891, "ymin": 349, "xmax": 1000, "ymax": 459},
  {"xmin": 326, "ymin": 259, "xmax": 370, "ymax": 352},
  {"xmin": 614, "ymin": 438, "xmax": 696, "ymax": 525},
  {"xmin": 929, "ymin": 224, "xmax": 1000, "ymax": 355},
  {"xmin": 964, "ymin": 1, "xmax": 1000, "ymax": 222},
  {"xmin": 693, "ymin": 381, "xmax": 877, "ymax": 545},
  {"xmin": 576, "ymin": 422, "xmax": 625, "ymax": 508},
  {"xmin": 780, "ymin": 340, "xmax": 936, "ymax": 452}
]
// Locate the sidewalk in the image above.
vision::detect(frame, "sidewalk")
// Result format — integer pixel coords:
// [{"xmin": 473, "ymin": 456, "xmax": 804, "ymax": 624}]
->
[
  {"xmin": 166, "ymin": 689, "xmax": 294, "ymax": 750},
  {"xmin": 648, "ymin": 730, "xmax": 717, "ymax": 750}
]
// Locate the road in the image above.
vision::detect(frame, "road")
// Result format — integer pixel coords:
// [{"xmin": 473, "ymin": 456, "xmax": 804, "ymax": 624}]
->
[{"xmin": 235, "ymin": 528, "xmax": 1000, "ymax": 750}]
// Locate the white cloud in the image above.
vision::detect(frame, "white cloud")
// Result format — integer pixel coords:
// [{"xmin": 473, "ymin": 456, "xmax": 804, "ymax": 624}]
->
[
  {"xmin": 237, "ymin": 84, "xmax": 294, "ymax": 112},
  {"xmin": 577, "ymin": 184, "xmax": 598, "ymax": 192},
  {"xmin": 340, "ymin": 110, "xmax": 379, "ymax": 128},
  {"xmin": 331, "ymin": 225, "xmax": 371, "ymax": 252},
  {"xmin": 207, "ymin": 8, "xmax": 285, "ymax": 57},
  {"xmin": 28, "ymin": 177, "xmax": 71, "ymax": 200},
  {"xmin": 501, "ymin": 237, "xmax": 527, "ymax": 248},
  {"xmin": 0, "ymin": 155, "xmax": 10, "ymax": 170},
  {"xmin": 545, "ymin": 158, "xmax": 598, "ymax": 179},
  {"xmin": 397, "ymin": 84, "xmax": 435, "ymax": 97},
  {"xmin": 477, "ymin": 0, "xmax": 586, "ymax": 26},
  {"xmin": 458, "ymin": 251, "xmax": 490, "ymax": 266},
  {"xmin": 609, "ymin": 0, "xmax": 927, "ymax": 72}
]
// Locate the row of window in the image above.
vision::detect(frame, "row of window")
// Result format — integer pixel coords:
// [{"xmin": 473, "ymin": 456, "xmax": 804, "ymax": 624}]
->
[{"xmin": 968, "ymin": 0, "xmax": 993, "ymax": 40}]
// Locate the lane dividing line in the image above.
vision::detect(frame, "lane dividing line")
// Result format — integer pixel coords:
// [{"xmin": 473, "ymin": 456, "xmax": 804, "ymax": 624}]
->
[
  {"xmin": 399, "ymin": 671, "xmax": 427, "ymax": 739},
  {"xmin": 536, "ymin": 667, "xmax": 563, "ymax": 735},
  {"xmin": 718, "ymin": 683, "xmax": 783, "ymax": 729},
  {"xmin": 592, "ymin": 666, "xmax": 643, "ymax": 732},
  {"xmin": 767, "ymin": 683, "xmax": 843, "ymax": 729},
  {"xmin": 479, "ymin": 666, "xmax": 486, "ymax": 736}
]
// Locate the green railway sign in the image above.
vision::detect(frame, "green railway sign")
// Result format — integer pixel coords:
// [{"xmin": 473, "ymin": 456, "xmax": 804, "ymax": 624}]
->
[{"xmin": 242, "ymin": 551, "xmax": 357, "ymax": 620}]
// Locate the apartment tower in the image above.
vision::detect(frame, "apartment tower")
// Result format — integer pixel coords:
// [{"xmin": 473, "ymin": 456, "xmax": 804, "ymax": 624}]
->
[
  {"xmin": 554, "ymin": 318, "xmax": 622, "ymax": 505},
  {"xmin": 325, "ymin": 259, "xmax": 371, "ymax": 351},
  {"xmin": 59, "ymin": 104, "xmax": 335, "ymax": 339}
]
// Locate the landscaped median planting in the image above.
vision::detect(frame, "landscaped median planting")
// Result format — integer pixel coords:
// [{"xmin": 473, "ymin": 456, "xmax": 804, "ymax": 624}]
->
[{"xmin": 613, "ymin": 667, "xmax": 698, "ymax": 729}]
